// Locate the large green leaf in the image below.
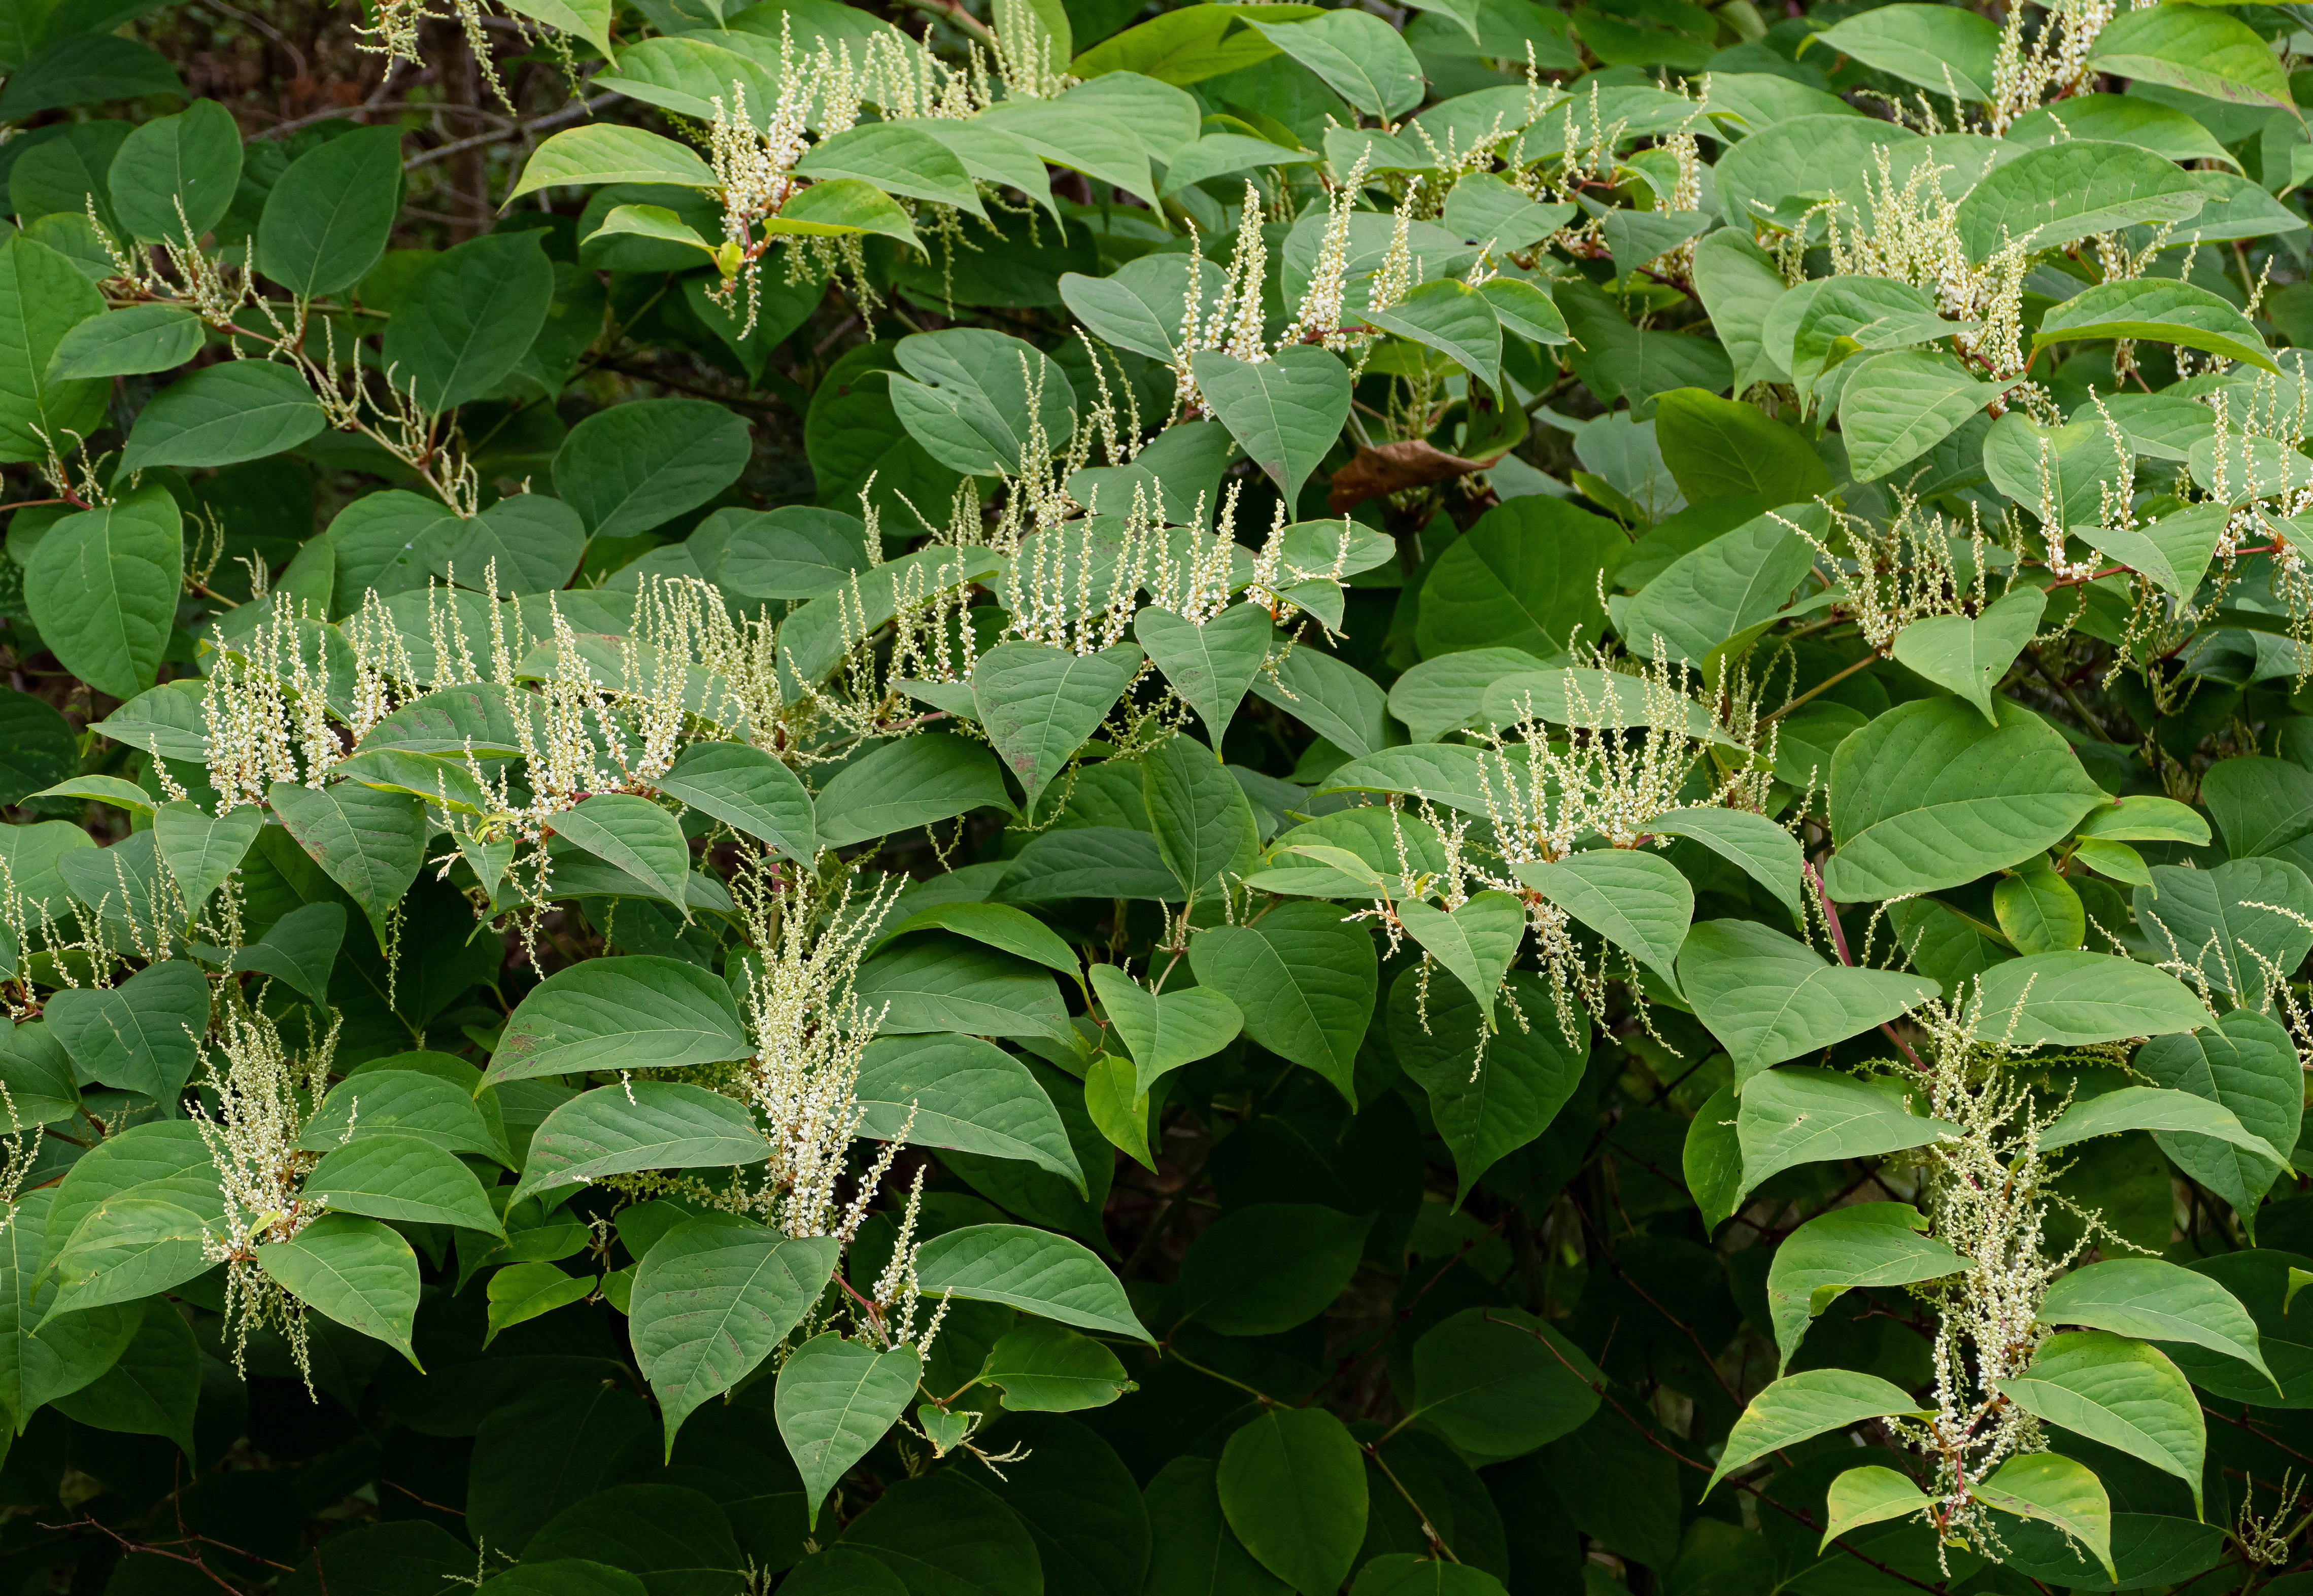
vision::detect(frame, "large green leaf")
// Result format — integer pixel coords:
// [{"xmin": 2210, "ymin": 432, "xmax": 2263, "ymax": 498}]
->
[
  {"xmin": 1969, "ymin": 1454, "xmax": 2114, "ymax": 1582},
  {"xmin": 1619, "ymin": 503, "xmax": 1824, "ymax": 669},
  {"xmin": 44, "ymin": 958, "xmax": 209, "ymax": 1103},
  {"xmin": 1188, "ymin": 900, "xmax": 1376, "ymax": 1106},
  {"xmin": 1954, "ymin": 140, "xmax": 2208, "ymax": 261},
  {"xmin": 1809, "ymin": 4, "xmax": 2000, "ymax": 100},
  {"xmin": 1514, "ymin": 850, "xmax": 1691, "ymax": 991},
  {"xmin": 1409, "ymin": 1305, "xmax": 1601, "ymax": 1459},
  {"xmin": 108, "ymin": 99, "xmax": 240, "ymax": 242},
  {"xmin": 1176, "ymin": 1202, "xmax": 1371, "ymax": 1335},
  {"xmin": 487, "ymin": 955, "xmax": 751, "ymax": 1086},
  {"xmin": 2034, "ymin": 277, "xmax": 2277, "ymax": 373},
  {"xmin": 1676, "ymin": 920, "xmax": 1934, "ymax": 1082},
  {"xmin": 382, "ymin": 231, "xmax": 555, "ymax": 412},
  {"xmin": 514, "ymin": 1082, "xmax": 768, "ymax": 1205},
  {"xmin": 1396, "ymin": 890, "xmax": 1525, "ymax": 1025},
  {"xmin": 119, "ymin": 361, "xmax": 326, "ymax": 472},
  {"xmin": 1215, "ymin": 1406, "xmax": 1369, "ymax": 1596},
  {"xmin": 1189, "ymin": 348, "xmax": 1351, "ymax": 505},
  {"xmin": 1416, "ymin": 497, "xmax": 1623, "ymax": 659},
  {"xmin": 912, "ymin": 1224, "xmax": 1146, "ymax": 1339},
  {"xmin": 1764, "ymin": 1203, "xmax": 1965, "ymax": 1374},
  {"xmin": 255, "ymin": 1213, "xmax": 422, "ymax": 1367},
  {"xmin": 851, "ymin": 934, "xmax": 1069, "ymax": 1041},
  {"xmin": 775, "ymin": 1333, "xmax": 922, "ymax": 1528},
  {"xmin": 1249, "ymin": 10, "xmax": 1421, "ymax": 117},
  {"xmin": 304, "ymin": 1133, "xmax": 502, "ymax": 1233},
  {"xmin": 153, "ymin": 800, "xmax": 263, "ymax": 914},
  {"xmin": 268, "ymin": 780, "xmax": 428, "ymax": 948},
  {"xmin": 2088, "ymin": 5, "xmax": 2296, "ymax": 115},
  {"xmin": 1706, "ymin": 1370, "xmax": 1927, "ymax": 1494},
  {"xmin": 888, "ymin": 328, "xmax": 1075, "ymax": 476},
  {"xmin": 1647, "ymin": 807, "xmax": 1806, "ymax": 923},
  {"xmin": 2135, "ymin": 1010, "xmax": 2301, "ymax": 1233},
  {"xmin": 1388, "ymin": 968, "xmax": 1587, "ymax": 1204},
  {"xmin": 1143, "ymin": 733, "xmax": 1260, "ymax": 897},
  {"xmin": 974, "ymin": 642, "xmax": 1143, "ymax": 817},
  {"xmin": 2041, "ymin": 1259, "xmax": 2274, "ymax": 1386},
  {"xmin": 2133, "ymin": 858, "xmax": 2313, "ymax": 1011},
  {"xmin": 23, "ymin": 486, "xmax": 181, "ymax": 702},
  {"xmin": 1134, "ymin": 603, "xmax": 1274, "ymax": 746},
  {"xmin": 1889, "ymin": 585, "xmax": 2047, "ymax": 726},
  {"xmin": 552, "ymin": 796, "xmax": 692, "ymax": 916},
  {"xmin": 853, "ymin": 1032, "xmax": 1083, "ymax": 1188},
  {"xmin": 0, "ymin": 1188, "xmax": 138, "ymax": 1434},
  {"xmin": 658, "ymin": 742, "xmax": 816, "ymax": 866},
  {"xmin": 51, "ymin": 1292, "xmax": 199, "ymax": 1455},
  {"xmin": 510, "ymin": 125, "xmax": 719, "ymax": 197},
  {"xmin": 633, "ymin": 1218, "xmax": 839, "ymax": 1453},
  {"xmin": 814, "ymin": 733, "xmax": 1009, "ymax": 849},
  {"xmin": 1736, "ymin": 1067, "xmax": 1959, "ymax": 1201},
  {"xmin": 1836, "ymin": 350, "xmax": 2015, "ymax": 480},
  {"xmin": 1997, "ymin": 1332, "xmax": 2205, "ymax": 1513},
  {"xmin": 552, "ymin": 398, "xmax": 754, "ymax": 541},
  {"xmin": 1089, "ymin": 969, "xmax": 1243, "ymax": 1096},
  {"xmin": 297, "ymin": 1068, "xmax": 504, "ymax": 1162},
  {"xmin": 257, "ymin": 125, "xmax": 404, "ymax": 296},
  {"xmin": 1970, "ymin": 954, "xmax": 2209, "ymax": 1047},
  {"xmin": 45, "ymin": 304, "xmax": 203, "ymax": 381},
  {"xmin": 1651, "ymin": 388, "xmax": 1833, "ymax": 505},
  {"xmin": 2039, "ymin": 1085, "xmax": 2278, "ymax": 1162},
  {"xmin": 1820, "ymin": 699, "xmax": 2105, "ymax": 900},
  {"xmin": 0, "ymin": 234, "xmax": 107, "ymax": 464}
]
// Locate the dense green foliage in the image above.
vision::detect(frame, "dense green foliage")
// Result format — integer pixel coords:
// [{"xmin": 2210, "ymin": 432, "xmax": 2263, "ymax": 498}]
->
[{"xmin": 18, "ymin": 0, "xmax": 2313, "ymax": 1590}]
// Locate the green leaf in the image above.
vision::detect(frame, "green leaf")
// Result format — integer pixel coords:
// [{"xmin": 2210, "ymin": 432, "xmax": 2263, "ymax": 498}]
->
[
  {"xmin": 2203, "ymin": 754, "xmax": 2313, "ymax": 857},
  {"xmin": 206, "ymin": 900, "xmax": 344, "ymax": 1008},
  {"xmin": 1089, "ymin": 968, "xmax": 1243, "ymax": 1096},
  {"xmin": 912, "ymin": 1224, "xmax": 1146, "ymax": 1339},
  {"xmin": 52, "ymin": 1294, "xmax": 200, "ymax": 1455},
  {"xmin": 305, "ymin": 1133, "xmax": 502, "ymax": 1233},
  {"xmin": 2134, "ymin": 859, "xmax": 2313, "ymax": 1011},
  {"xmin": 45, "ymin": 303, "xmax": 203, "ymax": 380},
  {"xmin": 0, "ymin": 1020, "xmax": 83, "ymax": 1127},
  {"xmin": 1821, "ymin": 699, "xmax": 2106, "ymax": 900},
  {"xmin": 2042, "ymin": 1258, "xmax": 2274, "ymax": 1387},
  {"xmin": 776, "ymin": 1332, "xmax": 923, "ymax": 1526},
  {"xmin": 1357, "ymin": 280, "xmax": 1503, "ymax": 391},
  {"xmin": 1515, "ymin": 850, "xmax": 1690, "ymax": 992},
  {"xmin": 553, "ymin": 397, "xmax": 754, "ymax": 541},
  {"xmin": 382, "ymin": 231, "xmax": 555, "ymax": 413},
  {"xmin": 1958, "ymin": 140, "xmax": 2213, "ymax": 261},
  {"xmin": 1477, "ymin": 277, "xmax": 1569, "ymax": 346},
  {"xmin": 2136, "ymin": 1010, "xmax": 2301, "ymax": 1234},
  {"xmin": 46, "ymin": 1194, "xmax": 218, "ymax": 1322},
  {"xmin": 1835, "ymin": 350, "xmax": 2015, "ymax": 479},
  {"xmin": 1648, "ymin": 807, "xmax": 1806, "ymax": 924},
  {"xmin": 1143, "ymin": 733, "xmax": 1261, "ymax": 897},
  {"xmin": 1061, "ymin": 254, "xmax": 1230, "ymax": 364},
  {"xmin": 814, "ymin": 733, "xmax": 1009, "ymax": 849},
  {"xmin": 0, "ymin": 34, "xmax": 181, "ymax": 118},
  {"xmin": 1189, "ymin": 900, "xmax": 1376, "ymax": 1107},
  {"xmin": 44, "ymin": 958, "xmax": 209, "ymax": 1103},
  {"xmin": 1350, "ymin": 1559, "xmax": 1506, "ymax": 1596},
  {"xmin": 107, "ymin": 99, "xmax": 241, "ymax": 241},
  {"xmin": 1249, "ymin": 9, "xmax": 1421, "ymax": 116},
  {"xmin": 0, "ymin": 234, "xmax": 107, "ymax": 464},
  {"xmin": 1389, "ymin": 967, "xmax": 1588, "ymax": 1205},
  {"xmin": 1416, "ymin": 497, "xmax": 1623, "ymax": 660},
  {"xmin": 1969, "ymin": 1454, "xmax": 2114, "ymax": 1582},
  {"xmin": 1818, "ymin": 1467, "xmax": 1934, "ymax": 1551},
  {"xmin": 1409, "ymin": 1305, "xmax": 1601, "ymax": 1459},
  {"xmin": 1249, "ymin": 645, "xmax": 1390, "ymax": 759},
  {"xmin": 1216, "ymin": 1406, "xmax": 1369, "ymax": 1596},
  {"xmin": 874, "ymin": 902, "xmax": 1078, "ymax": 978},
  {"xmin": 976, "ymin": 1320, "xmax": 1137, "ymax": 1412},
  {"xmin": 1736, "ymin": 1067, "xmax": 1959, "ymax": 1202},
  {"xmin": 1396, "ymin": 890, "xmax": 1525, "ymax": 1028},
  {"xmin": 1890, "ymin": 585, "xmax": 2048, "ymax": 726},
  {"xmin": 1176, "ymin": 1202, "xmax": 1372, "ymax": 1335},
  {"xmin": 268, "ymin": 779, "xmax": 427, "ymax": 949},
  {"xmin": 514, "ymin": 1082, "xmax": 768, "ymax": 1205},
  {"xmin": 0, "ymin": 1188, "xmax": 138, "ymax": 1434},
  {"xmin": 2041, "ymin": 1085, "xmax": 2279, "ymax": 1163},
  {"xmin": 487, "ymin": 955, "xmax": 751, "ymax": 1087},
  {"xmin": 119, "ymin": 360, "xmax": 326, "ymax": 472},
  {"xmin": 485, "ymin": 1261, "xmax": 597, "ymax": 1345},
  {"xmin": 1997, "ymin": 1332, "xmax": 2205, "ymax": 1515},
  {"xmin": 855, "ymin": 1032, "xmax": 1083, "ymax": 1188},
  {"xmin": 594, "ymin": 37, "xmax": 785, "ymax": 128},
  {"xmin": 256, "ymin": 125, "xmax": 404, "ymax": 297},
  {"xmin": 553, "ymin": 795, "xmax": 692, "ymax": 916},
  {"xmin": 1190, "ymin": 347, "xmax": 1352, "ymax": 505},
  {"xmin": 633, "ymin": 1218, "xmax": 838, "ymax": 1453},
  {"xmin": 1809, "ymin": 4, "xmax": 2001, "ymax": 100},
  {"xmin": 2079, "ymin": 792, "xmax": 2210, "ymax": 846},
  {"xmin": 1982, "ymin": 410, "xmax": 2132, "ymax": 535},
  {"xmin": 1970, "ymin": 953, "xmax": 2209, "ymax": 1047},
  {"xmin": 766, "ymin": 179, "xmax": 921, "ymax": 249},
  {"xmin": 794, "ymin": 122, "xmax": 984, "ymax": 215},
  {"xmin": 23, "ymin": 485, "xmax": 182, "ymax": 701},
  {"xmin": 1620, "ymin": 503, "xmax": 1824, "ymax": 670},
  {"xmin": 851, "ymin": 934, "xmax": 1069, "ymax": 1041},
  {"xmin": 1651, "ymin": 387, "xmax": 1833, "ymax": 505},
  {"xmin": 1676, "ymin": 920, "xmax": 1934, "ymax": 1083},
  {"xmin": 1706, "ymin": 1370, "xmax": 1927, "ymax": 1494},
  {"xmin": 888, "ymin": 328, "xmax": 1075, "ymax": 475},
  {"xmin": 1992, "ymin": 860, "xmax": 2084, "ymax": 954},
  {"xmin": 1683, "ymin": 1084, "xmax": 1745, "ymax": 1233},
  {"xmin": 1765, "ymin": 1202, "xmax": 1966, "ymax": 1374},
  {"xmin": 511, "ymin": 125, "xmax": 720, "ymax": 198},
  {"xmin": 974, "ymin": 641, "xmax": 1144, "ymax": 817},
  {"xmin": 2089, "ymin": 5, "xmax": 2296, "ymax": 116},
  {"xmin": 153, "ymin": 799, "xmax": 263, "ymax": 914},
  {"xmin": 1144, "ymin": 1458, "xmax": 1292, "ymax": 1596},
  {"xmin": 256, "ymin": 1213, "xmax": 422, "ymax": 1368},
  {"xmin": 2034, "ymin": 277, "xmax": 2277, "ymax": 373},
  {"xmin": 652, "ymin": 743, "xmax": 815, "ymax": 868},
  {"xmin": 297, "ymin": 1068, "xmax": 505, "ymax": 1162}
]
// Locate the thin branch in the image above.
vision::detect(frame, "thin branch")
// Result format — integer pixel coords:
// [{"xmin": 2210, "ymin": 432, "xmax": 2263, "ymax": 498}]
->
[{"xmin": 403, "ymin": 91, "xmax": 623, "ymax": 172}]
